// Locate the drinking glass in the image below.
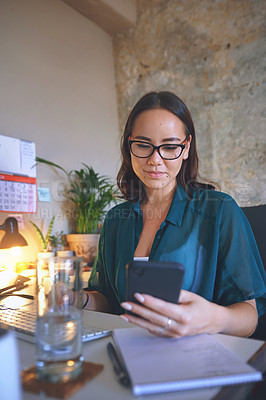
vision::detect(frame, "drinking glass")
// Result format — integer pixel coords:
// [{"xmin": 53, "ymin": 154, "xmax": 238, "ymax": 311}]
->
[{"xmin": 35, "ymin": 255, "xmax": 84, "ymax": 383}]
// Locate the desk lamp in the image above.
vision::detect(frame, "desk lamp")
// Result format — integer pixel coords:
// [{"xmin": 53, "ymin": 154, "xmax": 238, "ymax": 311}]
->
[{"xmin": 0, "ymin": 217, "xmax": 28, "ymax": 249}]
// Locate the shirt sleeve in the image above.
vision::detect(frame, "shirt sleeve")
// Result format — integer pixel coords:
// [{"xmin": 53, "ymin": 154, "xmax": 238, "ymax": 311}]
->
[
  {"xmin": 87, "ymin": 214, "xmax": 122, "ymax": 314},
  {"xmin": 215, "ymin": 196, "xmax": 266, "ymax": 316}
]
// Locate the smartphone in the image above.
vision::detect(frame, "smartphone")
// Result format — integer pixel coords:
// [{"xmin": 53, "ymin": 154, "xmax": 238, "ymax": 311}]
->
[{"xmin": 126, "ymin": 260, "xmax": 185, "ymax": 304}]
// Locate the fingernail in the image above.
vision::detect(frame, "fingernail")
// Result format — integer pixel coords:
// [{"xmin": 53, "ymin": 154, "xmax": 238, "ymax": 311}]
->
[
  {"xmin": 121, "ymin": 302, "xmax": 132, "ymax": 311},
  {"xmin": 134, "ymin": 292, "xmax": 145, "ymax": 303},
  {"xmin": 120, "ymin": 315, "xmax": 129, "ymax": 322}
]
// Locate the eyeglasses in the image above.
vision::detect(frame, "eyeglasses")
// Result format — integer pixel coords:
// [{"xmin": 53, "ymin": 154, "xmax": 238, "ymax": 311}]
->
[{"xmin": 128, "ymin": 139, "xmax": 188, "ymax": 160}]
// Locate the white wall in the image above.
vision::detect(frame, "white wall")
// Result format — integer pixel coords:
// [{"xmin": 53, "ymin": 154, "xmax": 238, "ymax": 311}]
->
[{"xmin": 0, "ymin": 0, "xmax": 120, "ymax": 264}]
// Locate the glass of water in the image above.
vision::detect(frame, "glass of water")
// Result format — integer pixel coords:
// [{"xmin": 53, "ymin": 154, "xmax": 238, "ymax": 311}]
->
[{"xmin": 35, "ymin": 255, "xmax": 84, "ymax": 383}]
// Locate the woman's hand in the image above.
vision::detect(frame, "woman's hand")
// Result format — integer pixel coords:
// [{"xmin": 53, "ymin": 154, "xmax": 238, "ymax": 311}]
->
[
  {"xmin": 120, "ymin": 290, "xmax": 220, "ymax": 338},
  {"xmin": 120, "ymin": 290, "xmax": 257, "ymax": 338}
]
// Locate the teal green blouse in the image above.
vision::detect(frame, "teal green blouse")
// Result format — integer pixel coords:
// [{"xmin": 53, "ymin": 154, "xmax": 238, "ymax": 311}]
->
[{"xmin": 88, "ymin": 186, "xmax": 266, "ymax": 315}]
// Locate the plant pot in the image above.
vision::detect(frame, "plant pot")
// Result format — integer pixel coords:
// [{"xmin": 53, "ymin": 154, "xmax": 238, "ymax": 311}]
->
[
  {"xmin": 56, "ymin": 250, "xmax": 74, "ymax": 257},
  {"xmin": 37, "ymin": 251, "xmax": 54, "ymax": 260},
  {"xmin": 37, "ymin": 251, "xmax": 54, "ymax": 270},
  {"xmin": 66, "ymin": 234, "xmax": 100, "ymax": 266}
]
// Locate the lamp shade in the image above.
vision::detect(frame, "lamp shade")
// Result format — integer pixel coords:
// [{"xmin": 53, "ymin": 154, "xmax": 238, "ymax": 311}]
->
[{"xmin": 0, "ymin": 217, "xmax": 28, "ymax": 249}]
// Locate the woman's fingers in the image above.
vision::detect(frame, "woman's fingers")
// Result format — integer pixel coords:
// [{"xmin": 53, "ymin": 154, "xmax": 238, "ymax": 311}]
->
[
  {"xmin": 120, "ymin": 294, "xmax": 186, "ymax": 337},
  {"xmin": 178, "ymin": 289, "xmax": 193, "ymax": 303},
  {"xmin": 120, "ymin": 290, "xmax": 211, "ymax": 337},
  {"xmin": 120, "ymin": 311, "xmax": 181, "ymax": 338},
  {"xmin": 135, "ymin": 291, "xmax": 190, "ymax": 323},
  {"xmin": 121, "ymin": 299, "xmax": 169, "ymax": 327},
  {"xmin": 121, "ymin": 290, "xmax": 224, "ymax": 338}
]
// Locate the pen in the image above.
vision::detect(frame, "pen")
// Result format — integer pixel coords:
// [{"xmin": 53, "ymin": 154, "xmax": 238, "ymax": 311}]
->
[
  {"xmin": 107, "ymin": 342, "xmax": 130, "ymax": 387},
  {"xmin": 0, "ymin": 283, "xmax": 29, "ymax": 294},
  {"xmin": 0, "ymin": 284, "xmax": 33, "ymax": 300},
  {"xmin": 0, "ymin": 293, "xmax": 34, "ymax": 300}
]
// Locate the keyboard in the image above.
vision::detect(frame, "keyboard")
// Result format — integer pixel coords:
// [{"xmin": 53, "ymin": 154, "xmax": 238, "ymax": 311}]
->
[{"xmin": 0, "ymin": 308, "xmax": 111, "ymax": 343}]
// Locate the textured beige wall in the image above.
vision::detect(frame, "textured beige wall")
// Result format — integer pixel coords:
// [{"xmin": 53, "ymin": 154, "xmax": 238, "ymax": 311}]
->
[
  {"xmin": 0, "ymin": 0, "xmax": 119, "ymax": 263},
  {"xmin": 113, "ymin": 0, "xmax": 266, "ymax": 206}
]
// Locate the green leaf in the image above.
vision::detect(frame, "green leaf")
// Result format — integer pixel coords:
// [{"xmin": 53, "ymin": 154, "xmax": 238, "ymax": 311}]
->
[
  {"xmin": 30, "ymin": 216, "xmax": 55, "ymax": 251},
  {"xmin": 36, "ymin": 157, "xmax": 68, "ymax": 176},
  {"xmin": 44, "ymin": 216, "xmax": 55, "ymax": 250},
  {"xmin": 34, "ymin": 159, "xmax": 120, "ymax": 233},
  {"xmin": 30, "ymin": 221, "xmax": 45, "ymax": 249}
]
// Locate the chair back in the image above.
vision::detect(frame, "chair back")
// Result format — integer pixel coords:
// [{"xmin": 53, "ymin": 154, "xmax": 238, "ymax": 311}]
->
[
  {"xmin": 241, "ymin": 205, "xmax": 266, "ymax": 270},
  {"xmin": 241, "ymin": 205, "xmax": 266, "ymax": 340}
]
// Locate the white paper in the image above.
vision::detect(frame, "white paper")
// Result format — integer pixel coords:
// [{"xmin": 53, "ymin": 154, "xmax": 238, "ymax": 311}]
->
[
  {"xmin": 0, "ymin": 134, "xmax": 36, "ymax": 177},
  {"xmin": 113, "ymin": 328, "xmax": 262, "ymax": 396},
  {"xmin": 0, "ymin": 134, "xmax": 20, "ymax": 175},
  {"xmin": 20, "ymin": 140, "xmax": 36, "ymax": 177},
  {"xmin": 37, "ymin": 187, "xmax": 50, "ymax": 202}
]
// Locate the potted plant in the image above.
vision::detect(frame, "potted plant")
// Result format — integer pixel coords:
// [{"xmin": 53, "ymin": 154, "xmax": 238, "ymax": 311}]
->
[
  {"xmin": 36, "ymin": 158, "xmax": 119, "ymax": 265},
  {"xmin": 30, "ymin": 216, "xmax": 55, "ymax": 262},
  {"xmin": 49, "ymin": 231, "xmax": 73, "ymax": 257}
]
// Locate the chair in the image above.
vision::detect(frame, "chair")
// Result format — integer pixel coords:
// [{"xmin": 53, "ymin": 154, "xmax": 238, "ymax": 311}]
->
[{"xmin": 241, "ymin": 205, "xmax": 266, "ymax": 340}]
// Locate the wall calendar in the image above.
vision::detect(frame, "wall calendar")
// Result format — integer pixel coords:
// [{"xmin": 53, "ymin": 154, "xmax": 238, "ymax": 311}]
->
[
  {"xmin": 0, "ymin": 173, "xmax": 37, "ymax": 213},
  {"xmin": 0, "ymin": 134, "xmax": 37, "ymax": 213}
]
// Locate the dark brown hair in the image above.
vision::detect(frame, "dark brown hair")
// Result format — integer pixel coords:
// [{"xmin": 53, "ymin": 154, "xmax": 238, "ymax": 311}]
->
[{"xmin": 117, "ymin": 91, "xmax": 215, "ymax": 201}]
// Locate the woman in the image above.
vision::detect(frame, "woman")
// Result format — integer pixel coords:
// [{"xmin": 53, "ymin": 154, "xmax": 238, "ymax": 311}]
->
[{"xmin": 84, "ymin": 91, "xmax": 266, "ymax": 338}]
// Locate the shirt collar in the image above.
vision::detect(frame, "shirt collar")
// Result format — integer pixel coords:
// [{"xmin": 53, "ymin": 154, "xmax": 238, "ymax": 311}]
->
[
  {"xmin": 166, "ymin": 185, "xmax": 188, "ymax": 226},
  {"xmin": 132, "ymin": 200, "xmax": 142, "ymax": 215}
]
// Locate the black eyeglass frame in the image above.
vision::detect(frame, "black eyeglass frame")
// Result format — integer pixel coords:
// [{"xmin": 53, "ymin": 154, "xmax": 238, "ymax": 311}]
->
[{"xmin": 128, "ymin": 138, "xmax": 188, "ymax": 160}]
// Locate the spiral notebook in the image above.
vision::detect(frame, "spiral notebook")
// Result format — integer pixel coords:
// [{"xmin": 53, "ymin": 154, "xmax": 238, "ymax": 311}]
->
[{"xmin": 113, "ymin": 328, "xmax": 262, "ymax": 396}]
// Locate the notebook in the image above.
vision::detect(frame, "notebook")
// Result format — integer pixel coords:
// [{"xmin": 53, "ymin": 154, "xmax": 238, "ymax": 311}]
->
[
  {"xmin": 113, "ymin": 327, "xmax": 262, "ymax": 396},
  {"xmin": 0, "ymin": 308, "xmax": 111, "ymax": 343}
]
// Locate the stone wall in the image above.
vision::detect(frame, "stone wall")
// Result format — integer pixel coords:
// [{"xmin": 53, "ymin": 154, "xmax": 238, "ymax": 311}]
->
[{"xmin": 113, "ymin": 0, "xmax": 266, "ymax": 206}]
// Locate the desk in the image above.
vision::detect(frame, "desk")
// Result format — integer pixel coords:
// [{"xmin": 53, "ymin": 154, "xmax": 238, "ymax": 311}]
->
[
  {"xmin": 1, "ymin": 272, "xmax": 264, "ymax": 399},
  {"xmin": 0, "ymin": 269, "xmax": 91, "ymax": 311},
  {"xmin": 18, "ymin": 310, "xmax": 266, "ymax": 400}
]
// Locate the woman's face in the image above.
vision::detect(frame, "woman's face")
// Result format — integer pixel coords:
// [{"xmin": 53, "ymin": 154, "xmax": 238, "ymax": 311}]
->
[{"xmin": 130, "ymin": 108, "xmax": 191, "ymax": 197}]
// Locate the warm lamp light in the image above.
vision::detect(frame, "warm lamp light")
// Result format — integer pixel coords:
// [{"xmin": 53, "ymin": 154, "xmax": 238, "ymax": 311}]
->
[{"xmin": 0, "ymin": 217, "xmax": 28, "ymax": 250}]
